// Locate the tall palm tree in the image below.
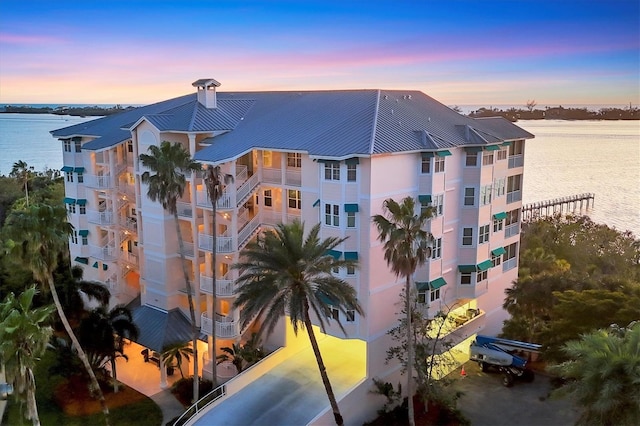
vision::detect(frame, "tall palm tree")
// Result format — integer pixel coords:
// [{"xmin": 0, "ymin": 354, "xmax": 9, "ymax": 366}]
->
[
  {"xmin": 372, "ymin": 197, "xmax": 432, "ymax": 426},
  {"xmin": 203, "ymin": 164, "xmax": 233, "ymax": 385},
  {"xmin": 55, "ymin": 264, "xmax": 111, "ymax": 325},
  {"xmin": 139, "ymin": 140, "xmax": 202, "ymax": 401},
  {"xmin": 4, "ymin": 203, "xmax": 111, "ymax": 426},
  {"xmin": 10, "ymin": 160, "xmax": 34, "ymax": 207},
  {"xmin": 78, "ymin": 304, "xmax": 139, "ymax": 393},
  {"xmin": 233, "ymin": 220, "xmax": 364, "ymax": 426},
  {"xmin": 0, "ymin": 285, "xmax": 55, "ymax": 426},
  {"xmin": 549, "ymin": 322, "xmax": 640, "ymax": 425}
]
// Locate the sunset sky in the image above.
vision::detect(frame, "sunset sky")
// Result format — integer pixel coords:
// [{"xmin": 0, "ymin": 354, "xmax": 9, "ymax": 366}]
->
[{"xmin": 0, "ymin": 0, "xmax": 638, "ymax": 107}]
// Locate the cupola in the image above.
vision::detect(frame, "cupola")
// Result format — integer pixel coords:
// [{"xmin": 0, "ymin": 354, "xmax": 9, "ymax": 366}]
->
[{"xmin": 192, "ymin": 78, "xmax": 221, "ymax": 109}]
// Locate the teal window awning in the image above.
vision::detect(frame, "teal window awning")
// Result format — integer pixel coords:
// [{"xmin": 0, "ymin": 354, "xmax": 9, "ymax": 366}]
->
[
  {"xmin": 74, "ymin": 167, "xmax": 85, "ymax": 173},
  {"xmin": 313, "ymin": 199, "xmax": 320, "ymax": 207},
  {"xmin": 415, "ymin": 281, "xmax": 430, "ymax": 292},
  {"xmin": 493, "ymin": 212, "xmax": 507, "ymax": 220},
  {"xmin": 477, "ymin": 260, "xmax": 494, "ymax": 271},
  {"xmin": 344, "ymin": 251, "xmax": 358, "ymax": 260},
  {"xmin": 418, "ymin": 195, "xmax": 432, "ymax": 204},
  {"xmin": 491, "ymin": 247, "xmax": 506, "ymax": 256},
  {"xmin": 61, "ymin": 166, "xmax": 73, "ymax": 172},
  {"xmin": 345, "ymin": 157, "xmax": 360, "ymax": 165},
  {"xmin": 325, "ymin": 250, "xmax": 342, "ymax": 260},
  {"xmin": 501, "ymin": 141, "xmax": 512, "ymax": 146},
  {"xmin": 344, "ymin": 204, "xmax": 359, "ymax": 213},
  {"xmin": 464, "ymin": 146, "xmax": 483, "ymax": 153},
  {"xmin": 421, "ymin": 152, "xmax": 435, "ymax": 159},
  {"xmin": 430, "ymin": 277, "xmax": 447, "ymax": 290},
  {"xmin": 63, "ymin": 197, "xmax": 76, "ymax": 204},
  {"xmin": 458, "ymin": 265, "xmax": 477, "ymax": 273},
  {"xmin": 436, "ymin": 150, "xmax": 452, "ymax": 157},
  {"xmin": 318, "ymin": 292, "xmax": 338, "ymax": 306},
  {"xmin": 78, "ymin": 230, "xmax": 89, "ymax": 237},
  {"xmin": 484, "ymin": 145, "xmax": 501, "ymax": 151},
  {"xmin": 92, "ymin": 262, "xmax": 99, "ymax": 269},
  {"xmin": 74, "ymin": 256, "xmax": 89, "ymax": 265},
  {"xmin": 317, "ymin": 159, "xmax": 339, "ymax": 164},
  {"xmin": 76, "ymin": 199, "xmax": 87, "ymax": 206}
]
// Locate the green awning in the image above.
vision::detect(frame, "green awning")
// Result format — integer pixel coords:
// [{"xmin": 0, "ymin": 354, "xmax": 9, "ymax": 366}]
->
[
  {"xmin": 92, "ymin": 262, "xmax": 99, "ymax": 268},
  {"xmin": 501, "ymin": 141, "xmax": 512, "ymax": 146},
  {"xmin": 344, "ymin": 251, "xmax": 358, "ymax": 260},
  {"xmin": 76, "ymin": 199, "xmax": 87, "ymax": 206},
  {"xmin": 418, "ymin": 195, "xmax": 432, "ymax": 204},
  {"xmin": 484, "ymin": 145, "xmax": 501, "ymax": 151},
  {"xmin": 493, "ymin": 212, "xmax": 507, "ymax": 220},
  {"xmin": 313, "ymin": 199, "xmax": 320, "ymax": 207},
  {"xmin": 415, "ymin": 281, "xmax": 430, "ymax": 291},
  {"xmin": 317, "ymin": 159, "xmax": 339, "ymax": 164},
  {"xmin": 477, "ymin": 260, "xmax": 493, "ymax": 271},
  {"xmin": 491, "ymin": 247, "xmax": 506, "ymax": 256},
  {"xmin": 102, "ymin": 264, "xmax": 108, "ymax": 271},
  {"xmin": 61, "ymin": 166, "xmax": 73, "ymax": 172},
  {"xmin": 78, "ymin": 230, "xmax": 89, "ymax": 237},
  {"xmin": 74, "ymin": 256, "xmax": 89, "ymax": 265},
  {"xmin": 421, "ymin": 152, "xmax": 435, "ymax": 159},
  {"xmin": 464, "ymin": 146, "xmax": 483, "ymax": 153},
  {"xmin": 430, "ymin": 277, "xmax": 447, "ymax": 290},
  {"xmin": 74, "ymin": 167, "xmax": 85, "ymax": 173},
  {"xmin": 325, "ymin": 250, "xmax": 341, "ymax": 260},
  {"xmin": 63, "ymin": 197, "xmax": 76, "ymax": 204},
  {"xmin": 458, "ymin": 265, "xmax": 477, "ymax": 273},
  {"xmin": 436, "ymin": 150, "xmax": 452, "ymax": 157},
  {"xmin": 345, "ymin": 157, "xmax": 360, "ymax": 165},
  {"xmin": 344, "ymin": 204, "xmax": 359, "ymax": 213},
  {"xmin": 318, "ymin": 292, "xmax": 338, "ymax": 306}
]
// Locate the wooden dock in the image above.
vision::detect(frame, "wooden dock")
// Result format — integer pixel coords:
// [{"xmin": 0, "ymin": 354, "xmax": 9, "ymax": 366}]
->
[{"xmin": 521, "ymin": 193, "xmax": 595, "ymax": 220}]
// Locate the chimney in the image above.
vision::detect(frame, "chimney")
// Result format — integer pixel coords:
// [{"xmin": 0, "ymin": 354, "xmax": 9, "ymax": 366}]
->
[{"xmin": 192, "ymin": 78, "xmax": 221, "ymax": 108}]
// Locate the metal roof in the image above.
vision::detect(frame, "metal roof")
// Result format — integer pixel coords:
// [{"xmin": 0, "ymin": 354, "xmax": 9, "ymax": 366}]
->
[{"xmin": 129, "ymin": 302, "xmax": 194, "ymax": 353}]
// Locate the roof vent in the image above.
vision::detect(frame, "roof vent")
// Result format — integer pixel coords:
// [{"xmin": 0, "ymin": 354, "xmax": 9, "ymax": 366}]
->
[{"xmin": 192, "ymin": 78, "xmax": 221, "ymax": 109}]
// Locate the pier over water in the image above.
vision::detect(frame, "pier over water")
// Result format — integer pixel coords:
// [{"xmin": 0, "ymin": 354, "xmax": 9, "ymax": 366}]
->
[{"xmin": 522, "ymin": 193, "xmax": 595, "ymax": 220}]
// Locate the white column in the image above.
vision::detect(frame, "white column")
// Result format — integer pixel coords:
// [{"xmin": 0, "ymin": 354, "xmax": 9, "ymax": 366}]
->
[{"xmin": 159, "ymin": 357, "xmax": 168, "ymax": 389}]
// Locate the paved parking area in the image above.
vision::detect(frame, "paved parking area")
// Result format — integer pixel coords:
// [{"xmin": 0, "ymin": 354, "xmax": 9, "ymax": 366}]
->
[{"xmin": 451, "ymin": 362, "xmax": 579, "ymax": 426}]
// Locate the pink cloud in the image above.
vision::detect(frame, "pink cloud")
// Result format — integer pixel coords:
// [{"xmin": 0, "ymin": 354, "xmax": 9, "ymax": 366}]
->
[{"xmin": 0, "ymin": 32, "xmax": 65, "ymax": 44}]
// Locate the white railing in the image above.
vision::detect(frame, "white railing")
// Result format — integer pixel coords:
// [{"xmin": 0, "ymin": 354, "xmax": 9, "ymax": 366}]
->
[
  {"xmin": 262, "ymin": 167, "xmax": 282, "ymax": 184},
  {"xmin": 177, "ymin": 201, "xmax": 193, "ymax": 218},
  {"xmin": 285, "ymin": 169, "xmax": 301, "ymax": 186},
  {"xmin": 120, "ymin": 250, "xmax": 138, "ymax": 267},
  {"xmin": 88, "ymin": 210, "xmax": 114, "ymax": 225},
  {"xmin": 179, "ymin": 241, "xmax": 195, "ymax": 257},
  {"xmin": 198, "ymin": 233, "xmax": 235, "ymax": 253},
  {"xmin": 113, "ymin": 161, "xmax": 127, "ymax": 177},
  {"xmin": 236, "ymin": 173, "xmax": 259, "ymax": 206},
  {"xmin": 200, "ymin": 273, "xmax": 235, "ymax": 297},
  {"xmin": 216, "ymin": 313, "xmax": 240, "ymax": 338},
  {"xmin": 122, "ymin": 217, "xmax": 138, "ymax": 233},
  {"xmin": 196, "ymin": 189, "xmax": 233, "ymax": 210},
  {"xmin": 508, "ymin": 154, "xmax": 524, "ymax": 169},
  {"xmin": 235, "ymin": 165, "xmax": 248, "ymax": 186},
  {"xmin": 262, "ymin": 210, "xmax": 283, "ymax": 226},
  {"xmin": 503, "ymin": 257, "xmax": 517, "ymax": 272},
  {"xmin": 201, "ymin": 312, "xmax": 213, "ymax": 335},
  {"xmin": 507, "ymin": 190, "xmax": 522, "ymax": 204},
  {"xmin": 238, "ymin": 215, "xmax": 261, "ymax": 249},
  {"xmin": 84, "ymin": 174, "xmax": 112, "ymax": 189},
  {"xmin": 90, "ymin": 243, "xmax": 117, "ymax": 261},
  {"xmin": 505, "ymin": 222, "xmax": 520, "ymax": 238},
  {"xmin": 117, "ymin": 182, "xmax": 135, "ymax": 198}
]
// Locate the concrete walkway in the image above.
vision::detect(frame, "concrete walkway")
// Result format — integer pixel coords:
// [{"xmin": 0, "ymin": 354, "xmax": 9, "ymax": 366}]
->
[{"xmin": 149, "ymin": 388, "xmax": 187, "ymax": 425}]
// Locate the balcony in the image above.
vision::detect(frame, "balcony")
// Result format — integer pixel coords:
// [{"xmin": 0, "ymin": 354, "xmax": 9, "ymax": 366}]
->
[
  {"xmin": 200, "ymin": 313, "xmax": 240, "ymax": 338},
  {"xmin": 119, "ymin": 251, "xmax": 139, "ymax": 268},
  {"xmin": 198, "ymin": 233, "xmax": 234, "ymax": 253},
  {"xmin": 178, "ymin": 241, "xmax": 195, "ymax": 257},
  {"xmin": 285, "ymin": 169, "xmax": 301, "ymax": 186},
  {"xmin": 200, "ymin": 273, "xmax": 236, "ymax": 297},
  {"xmin": 121, "ymin": 217, "xmax": 138, "ymax": 233},
  {"xmin": 508, "ymin": 154, "xmax": 524, "ymax": 169},
  {"xmin": 84, "ymin": 174, "xmax": 112, "ymax": 189},
  {"xmin": 505, "ymin": 222, "xmax": 519, "ymax": 238},
  {"xmin": 506, "ymin": 190, "xmax": 522, "ymax": 204},
  {"xmin": 177, "ymin": 201, "xmax": 193, "ymax": 218},
  {"xmin": 262, "ymin": 168, "xmax": 282, "ymax": 184},
  {"xmin": 196, "ymin": 190, "xmax": 233, "ymax": 210},
  {"xmin": 90, "ymin": 243, "xmax": 118, "ymax": 261}
]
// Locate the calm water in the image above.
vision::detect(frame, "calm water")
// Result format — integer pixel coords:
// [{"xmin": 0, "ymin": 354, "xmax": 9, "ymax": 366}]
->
[{"xmin": 0, "ymin": 114, "xmax": 638, "ymax": 236}]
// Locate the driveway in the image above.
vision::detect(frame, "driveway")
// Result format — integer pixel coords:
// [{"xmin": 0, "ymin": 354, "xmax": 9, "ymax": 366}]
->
[{"xmin": 452, "ymin": 361, "xmax": 579, "ymax": 426}]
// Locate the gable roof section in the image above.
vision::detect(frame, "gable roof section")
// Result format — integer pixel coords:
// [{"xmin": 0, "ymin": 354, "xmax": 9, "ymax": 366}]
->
[{"xmin": 129, "ymin": 303, "xmax": 193, "ymax": 353}]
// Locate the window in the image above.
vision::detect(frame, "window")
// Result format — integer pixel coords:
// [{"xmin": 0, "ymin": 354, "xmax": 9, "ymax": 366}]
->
[
  {"xmin": 421, "ymin": 157, "xmax": 431, "ymax": 174},
  {"xmin": 64, "ymin": 140, "xmax": 71, "ymax": 152},
  {"xmin": 329, "ymin": 306, "xmax": 339, "ymax": 321},
  {"xmin": 476, "ymin": 270, "xmax": 488, "ymax": 282},
  {"xmin": 507, "ymin": 174, "xmax": 523, "ymax": 203},
  {"xmin": 497, "ymin": 148, "xmax": 507, "ymax": 161},
  {"xmin": 79, "ymin": 205, "xmax": 86, "ymax": 215},
  {"xmin": 494, "ymin": 178, "xmax": 506, "ymax": 197},
  {"xmin": 465, "ymin": 151, "xmax": 478, "ymax": 166},
  {"xmin": 74, "ymin": 139, "xmax": 82, "ymax": 153},
  {"xmin": 263, "ymin": 151, "xmax": 273, "ymax": 167},
  {"xmin": 346, "ymin": 265, "xmax": 356, "ymax": 275},
  {"xmin": 324, "ymin": 162, "xmax": 340, "ymax": 180},
  {"xmin": 287, "ymin": 153, "xmax": 301, "ymax": 168},
  {"xmin": 506, "ymin": 209, "xmax": 519, "ymax": 226},
  {"xmin": 503, "ymin": 242, "xmax": 518, "ymax": 271},
  {"xmin": 492, "ymin": 253, "xmax": 502, "ymax": 267},
  {"xmin": 70, "ymin": 230, "xmax": 78, "ymax": 244},
  {"xmin": 417, "ymin": 290, "xmax": 427, "ymax": 304},
  {"xmin": 347, "ymin": 164, "xmax": 357, "ymax": 182},
  {"xmin": 325, "ymin": 204, "xmax": 339, "ymax": 226},
  {"xmin": 482, "ymin": 150, "xmax": 494, "ymax": 166},
  {"xmin": 505, "ymin": 209, "xmax": 520, "ymax": 238},
  {"xmin": 346, "ymin": 310, "xmax": 355, "ymax": 322},
  {"xmin": 431, "ymin": 237, "xmax": 442, "ymax": 259},
  {"xmin": 420, "ymin": 199, "xmax": 431, "ymax": 216},
  {"xmin": 347, "ymin": 211, "xmax": 356, "ymax": 228},
  {"xmin": 263, "ymin": 190, "xmax": 273, "ymax": 207},
  {"xmin": 82, "ymin": 235, "xmax": 88, "ymax": 246},
  {"xmin": 460, "ymin": 273, "xmax": 472, "ymax": 285},
  {"xmin": 509, "ymin": 140, "xmax": 523, "ymax": 156},
  {"xmin": 66, "ymin": 172, "xmax": 73, "ymax": 183},
  {"xmin": 462, "ymin": 228, "xmax": 473, "ymax": 246},
  {"xmin": 288, "ymin": 190, "xmax": 301, "ymax": 209},
  {"xmin": 77, "ymin": 172, "xmax": 84, "ymax": 183},
  {"xmin": 67, "ymin": 203, "xmax": 76, "ymax": 214},
  {"xmin": 480, "ymin": 184, "xmax": 492, "ymax": 205},
  {"xmin": 430, "ymin": 287, "xmax": 441, "ymax": 302},
  {"xmin": 127, "ymin": 141, "xmax": 134, "ymax": 153},
  {"xmin": 478, "ymin": 224, "xmax": 490, "ymax": 244},
  {"xmin": 431, "ymin": 194, "xmax": 444, "ymax": 217},
  {"xmin": 464, "ymin": 188, "xmax": 475, "ymax": 206},
  {"xmin": 434, "ymin": 156, "xmax": 445, "ymax": 173},
  {"xmin": 493, "ymin": 218, "xmax": 504, "ymax": 232}
]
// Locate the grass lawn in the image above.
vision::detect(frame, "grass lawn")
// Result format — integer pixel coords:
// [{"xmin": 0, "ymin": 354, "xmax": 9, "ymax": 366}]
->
[{"xmin": 3, "ymin": 350, "xmax": 163, "ymax": 426}]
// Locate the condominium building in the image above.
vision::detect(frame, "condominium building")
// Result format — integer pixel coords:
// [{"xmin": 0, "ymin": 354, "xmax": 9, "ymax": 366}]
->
[{"xmin": 52, "ymin": 79, "xmax": 533, "ymax": 423}]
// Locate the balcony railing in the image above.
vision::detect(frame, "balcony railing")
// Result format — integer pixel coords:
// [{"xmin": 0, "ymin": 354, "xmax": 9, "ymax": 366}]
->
[
  {"xmin": 84, "ymin": 174, "xmax": 112, "ymax": 189},
  {"xmin": 236, "ymin": 173, "xmax": 259, "ymax": 206},
  {"xmin": 505, "ymin": 222, "xmax": 520, "ymax": 238},
  {"xmin": 200, "ymin": 273, "xmax": 236, "ymax": 297},
  {"xmin": 200, "ymin": 313, "xmax": 240, "ymax": 338},
  {"xmin": 88, "ymin": 210, "xmax": 114, "ymax": 225},
  {"xmin": 262, "ymin": 167, "xmax": 282, "ymax": 184},
  {"xmin": 238, "ymin": 215, "xmax": 261, "ymax": 250},
  {"xmin": 177, "ymin": 201, "xmax": 193, "ymax": 218},
  {"xmin": 90, "ymin": 243, "xmax": 117, "ymax": 261},
  {"xmin": 120, "ymin": 251, "xmax": 139, "ymax": 267},
  {"xmin": 196, "ymin": 190, "xmax": 233, "ymax": 210},
  {"xmin": 198, "ymin": 233, "xmax": 234, "ymax": 253},
  {"xmin": 508, "ymin": 154, "xmax": 524, "ymax": 169},
  {"xmin": 178, "ymin": 241, "xmax": 195, "ymax": 257},
  {"xmin": 506, "ymin": 190, "xmax": 522, "ymax": 204},
  {"xmin": 285, "ymin": 169, "xmax": 302, "ymax": 186},
  {"xmin": 502, "ymin": 257, "xmax": 517, "ymax": 272}
]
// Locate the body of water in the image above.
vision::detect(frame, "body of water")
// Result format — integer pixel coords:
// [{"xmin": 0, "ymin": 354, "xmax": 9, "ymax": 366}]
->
[{"xmin": 0, "ymin": 114, "xmax": 638, "ymax": 236}]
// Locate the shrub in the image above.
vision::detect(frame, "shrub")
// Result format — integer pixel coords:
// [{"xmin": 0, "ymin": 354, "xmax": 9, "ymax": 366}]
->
[{"xmin": 170, "ymin": 377, "xmax": 213, "ymax": 406}]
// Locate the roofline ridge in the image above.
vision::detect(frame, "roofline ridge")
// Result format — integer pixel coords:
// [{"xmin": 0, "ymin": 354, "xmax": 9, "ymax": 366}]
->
[{"xmin": 369, "ymin": 90, "xmax": 381, "ymax": 155}]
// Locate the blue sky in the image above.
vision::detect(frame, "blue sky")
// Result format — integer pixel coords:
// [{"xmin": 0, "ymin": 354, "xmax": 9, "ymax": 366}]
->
[{"xmin": 0, "ymin": 0, "xmax": 638, "ymax": 106}]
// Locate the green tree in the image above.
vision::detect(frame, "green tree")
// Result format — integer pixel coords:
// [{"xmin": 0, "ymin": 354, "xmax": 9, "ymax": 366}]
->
[
  {"xmin": 203, "ymin": 164, "xmax": 233, "ymax": 385},
  {"xmin": 139, "ymin": 141, "xmax": 202, "ymax": 402},
  {"xmin": 233, "ymin": 221, "xmax": 364, "ymax": 426},
  {"xmin": 216, "ymin": 333, "xmax": 264, "ymax": 373},
  {"xmin": 0, "ymin": 285, "xmax": 55, "ymax": 426},
  {"xmin": 4, "ymin": 204, "xmax": 111, "ymax": 426},
  {"xmin": 372, "ymin": 197, "xmax": 432, "ymax": 426},
  {"xmin": 54, "ymin": 264, "xmax": 111, "ymax": 325},
  {"xmin": 549, "ymin": 322, "xmax": 640, "ymax": 425},
  {"xmin": 10, "ymin": 160, "xmax": 34, "ymax": 207},
  {"xmin": 161, "ymin": 342, "xmax": 193, "ymax": 379},
  {"xmin": 78, "ymin": 304, "xmax": 139, "ymax": 393}
]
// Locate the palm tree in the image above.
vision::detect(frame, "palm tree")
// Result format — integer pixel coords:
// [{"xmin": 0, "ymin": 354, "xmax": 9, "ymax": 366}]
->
[
  {"xmin": 233, "ymin": 220, "xmax": 364, "ymax": 426},
  {"xmin": 161, "ymin": 342, "xmax": 193, "ymax": 379},
  {"xmin": 549, "ymin": 322, "xmax": 640, "ymax": 425},
  {"xmin": 4, "ymin": 203, "xmax": 111, "ymax": 426},
  {"xmin": 55, "ymin": 264, "xmax": 111, "ymax": 325},
  {"xmin": 203, "ymin": 164, "xmax": 233, "ymax": 385},
  {"xmin": 10, "ymin": 160, "xmax": 34, "ymax": 206},
  {"xmin": 78, "ymin": 304, "xmax": 139, "ymax": 393},
  {"xmin": 139, "ymin": 141, "xmax": 202, "ymax": 401},
  {"xmin": 372, "ymin": 197, "xmax": 432, "ymax": 426},
  {"xmin": 0, "ymin": 285, "xmax": 55, "ymax": 426}
]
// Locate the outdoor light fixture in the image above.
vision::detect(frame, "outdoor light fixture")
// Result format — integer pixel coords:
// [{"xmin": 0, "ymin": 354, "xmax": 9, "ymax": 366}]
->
[{"xmin": 0, "ymin": 383, "xmax": 14, "ymax": 400}]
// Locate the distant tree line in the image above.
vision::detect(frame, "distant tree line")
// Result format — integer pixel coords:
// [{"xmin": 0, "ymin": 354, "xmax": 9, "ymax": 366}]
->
[
  {"xmin": 468, "ymin": 104, "xmax": 639, "ymax": 121},
  {"xmin": 0, "ymin": 104, "xmax": 135, "ymax": 117}
]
